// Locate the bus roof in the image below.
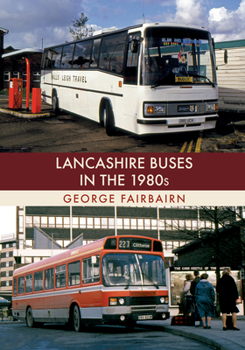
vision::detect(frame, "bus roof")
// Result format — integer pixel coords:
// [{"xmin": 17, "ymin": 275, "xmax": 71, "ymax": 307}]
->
[
  {"xmin": 43, "ymin": 22, "xmax": 210, "ymax": 50},
  {"xmin": 13, "ymin": 235, "xmax": 163, "ymax": 277}
]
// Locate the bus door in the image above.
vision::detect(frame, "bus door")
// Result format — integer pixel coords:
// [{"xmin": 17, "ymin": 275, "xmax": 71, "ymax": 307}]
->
[{"xmin": 121, "ymin": 33, "xmax": 141, "ymax": 130}]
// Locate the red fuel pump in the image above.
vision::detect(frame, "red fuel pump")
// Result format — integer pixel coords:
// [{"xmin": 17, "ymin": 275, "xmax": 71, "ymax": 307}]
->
[{"xmin": 9, "ymin": 78, "xmax": 23, "ymax": 110}]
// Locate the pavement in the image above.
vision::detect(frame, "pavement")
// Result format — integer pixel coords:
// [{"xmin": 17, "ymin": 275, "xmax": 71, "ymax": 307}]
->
[
  {"xmin": 142, "ymin": 316, "xmax": 245, "ymax": 350},
  {"xmin": 1, "ymin": 316, "xmax": 244, "ymax": 350},
  {"xmin": 0, "ymin": 94, "xmax": 52, "ymax": 118}
]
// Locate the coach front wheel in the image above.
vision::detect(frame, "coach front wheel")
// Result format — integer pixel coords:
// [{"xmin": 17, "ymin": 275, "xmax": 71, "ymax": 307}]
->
[{"xmin": 52, "ymin": 90, "xmax": 59, "ymax": 115}]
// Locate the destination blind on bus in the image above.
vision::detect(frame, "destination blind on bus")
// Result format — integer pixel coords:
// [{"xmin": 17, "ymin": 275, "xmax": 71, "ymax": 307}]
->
[{"xmin": 118, "ymin": 238, "xmax": 152, "ymax": 251}]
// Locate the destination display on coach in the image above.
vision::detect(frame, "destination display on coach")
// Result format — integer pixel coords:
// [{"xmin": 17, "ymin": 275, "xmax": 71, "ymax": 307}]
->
[{"xmin": 118, "ymin": 238, "xmax": 152, "ymax": 251}]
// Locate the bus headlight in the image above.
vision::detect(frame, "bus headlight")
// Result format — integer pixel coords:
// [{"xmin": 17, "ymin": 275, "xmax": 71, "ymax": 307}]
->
[
  {"xmin": 159, "ymin": 296, "xmax": 169, "ymax": 304},
  {"xmin": 109, "ymin": 297, "xmax": 118, "ymax": 306},
  {"xmin": 118, "ymin": 298, "xmax": 125, "ymax": 305},
  {"xmin": 109, "ymin": 297, "xmax": 126, "ymax": 306},
  {"xmin": 206, "ymin": 103, "xmax": 218, "ymax": 112}
]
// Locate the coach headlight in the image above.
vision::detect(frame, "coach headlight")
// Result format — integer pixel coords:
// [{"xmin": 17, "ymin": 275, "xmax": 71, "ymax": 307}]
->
[
  {"xmin": 160, "ymin": 297, "xmax": 165, "ymax": 304},
  {"xmin": 144, "ymin": 103, "xmax": 166, "ymax": 117},
  {"xmin": 206, "ymin": 102, "xmax": 218, "ymax": 112}
]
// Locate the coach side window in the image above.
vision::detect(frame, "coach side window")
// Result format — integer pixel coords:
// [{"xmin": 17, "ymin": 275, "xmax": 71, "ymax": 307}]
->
[
  {"xmin": 56, "ymin": 264, "xmax": 66, "ymax": 288},
  {"xmin": 45, "ymin": 268, "xmax": 54, "ymax": 290},
  {"xmin": 25, "ymin": 274, "xmax": 33, "ymax": 293},
  {"xmin": 68, "ymin": 261, "xmax": 80, "ymax": 286},
  {"xmin": 61, "ymin": 44, "xmax": 75, "ymax": 69},
  {"xmin": 73, "ymin": 40, "xmax": 92, "ymax": 69},
  {"xmin": 34, "ymin": 271, "xmax": 43, "ymax": 292},
  {"xmin": 99, "ymin": 32, "xmax": 127, "ymax": 74},
  {"xmin": 82, "ymin": 256, "xmax": 100, "ymax": 284},
  {"xmin": 90, "ymin": 39, "xmax": 101, "ymax": 68},
  {"xmin": 18, "ymin": 276, "xmax": 24, "ymax": 294},
  {"xmin": 52, "ymin": 47, "xmax": 63, "ymax": 69},
  {"xmin": 42, "ymin": 49, "xmax": 53, "ymax": 69}
]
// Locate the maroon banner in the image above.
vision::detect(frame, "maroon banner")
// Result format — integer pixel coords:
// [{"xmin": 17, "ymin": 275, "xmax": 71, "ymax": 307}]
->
[{"xmin": 0, "ymin": 153, "xmax": 244, "ymax": 191}]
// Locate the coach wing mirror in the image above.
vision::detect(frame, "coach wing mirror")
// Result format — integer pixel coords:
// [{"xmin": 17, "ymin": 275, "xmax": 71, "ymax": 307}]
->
[
  {"xmin": 130, "ymin": 40, "xmax": 139, "ymax": 53},
  {"xmin": 224, "ymin": 49, "xmax": 228, "ymax": 64}
]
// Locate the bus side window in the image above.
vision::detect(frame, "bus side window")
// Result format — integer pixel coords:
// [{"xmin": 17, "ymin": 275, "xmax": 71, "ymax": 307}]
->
[
  {"xmin": 34, "ymin": 271, "xmax": 44, "ymax": 292},
  {"xmin": 82, "ymin": 256, "xmax": 100, "ymax": 284},
  {"xmin": 55, "ymin": 264, "xmax": 66, "ymax": 288},
  {"xmin": 25, "ymin": 274, "xmax": 33, "ymax": 293},
  {"xmin": 45, "ymin": 268, "xmax": 54, "ymax": 290},
  {"xmin": 61, "ymin": 44, "xmax": 75, "ymax": 69},
  {"xmin": 68, "ymin": 261, "xmax": 81, "ymax": 286},
  {"xmin": 124, "ymin": 33, "xmax": 140, "ymax": 85},
  {"xmin": 13, "ymin": 278, "xmax": 17, "ymax": 295},
  {"xmin": 18, "ymin": 276, "xmax": 24, "ymax": 294}
]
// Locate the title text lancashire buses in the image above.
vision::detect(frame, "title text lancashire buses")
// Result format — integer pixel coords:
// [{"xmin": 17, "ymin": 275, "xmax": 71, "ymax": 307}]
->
[
  {"xmin": 12, "ymin": 236, "xmax": 169, "ymax": 331},
  {"xmin": 41, "ymin": 22, "xmax": 218, "ymax": 136}
]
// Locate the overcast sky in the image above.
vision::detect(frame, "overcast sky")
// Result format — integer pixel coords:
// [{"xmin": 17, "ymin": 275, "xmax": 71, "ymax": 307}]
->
[{"xmin": 1, "ymin": 0, "xmax": 245, "ymax": 50}]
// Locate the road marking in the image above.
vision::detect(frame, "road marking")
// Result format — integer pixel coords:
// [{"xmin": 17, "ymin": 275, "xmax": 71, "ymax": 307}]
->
[{"xmin": 180, "ymin": 133, "xmax": 202, "ymax": 153}]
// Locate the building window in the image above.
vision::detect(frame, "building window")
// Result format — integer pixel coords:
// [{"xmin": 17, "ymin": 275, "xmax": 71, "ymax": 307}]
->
[
  {"xmin": 13, "ymin": 71, "xmax": 19, "ymax": 79},
  {"xmin": 64, "ymin": 217, "xmax": 70, "ymax": 228},
  {"xmin": 33, "ymin": 72, "xmax": 40, "ymax": 82},
  {"xmin": 4, "ymin": 71, "xmax": 10, "ymax": 81},
  {"xmin": 48, "ymin": 217, "xmax": 55, "ymax": 228}
]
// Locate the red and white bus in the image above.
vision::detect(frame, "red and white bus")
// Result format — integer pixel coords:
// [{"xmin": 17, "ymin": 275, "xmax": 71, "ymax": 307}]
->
[
  {"xmin": 41, "ymin": 22, "xmax": 218, "ymax": 136},
  {"xmin": 12, "ymin": 235, "xmax": 169, "ymax": 331}
]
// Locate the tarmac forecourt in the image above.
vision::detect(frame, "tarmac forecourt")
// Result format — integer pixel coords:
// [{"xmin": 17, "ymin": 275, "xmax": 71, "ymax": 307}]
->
[{"xmin": 0, "ymin": 95, "xmax": 51, "ymax": 119}]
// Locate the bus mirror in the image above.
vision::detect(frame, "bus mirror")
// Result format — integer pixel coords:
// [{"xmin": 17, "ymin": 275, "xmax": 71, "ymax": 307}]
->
[
  {"xmin": 224, "ymin": 49, "xmax": 228, "ymax": 64},
  {"xmin": 131, "ymin": 40, "xmax": 138, "ymax": 53}
]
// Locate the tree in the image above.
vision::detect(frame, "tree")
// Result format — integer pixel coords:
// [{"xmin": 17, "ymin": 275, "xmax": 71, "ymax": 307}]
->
[{"xmin": 69, "ymin": 13, "xmax": 94, "ymax": 40}]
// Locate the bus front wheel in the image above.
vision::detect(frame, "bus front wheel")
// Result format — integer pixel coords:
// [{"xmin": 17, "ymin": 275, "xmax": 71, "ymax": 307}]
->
[
  {"xmin": 26, "ymin": 307, "xmax": 35, "ymax": 328},
  {"xmin": 72, "ymin": 304, "xmax": 82, "ymax": 332},
  {"xmin": 105, "ymin": 102, "xmax": 116, "ymax": 136}
]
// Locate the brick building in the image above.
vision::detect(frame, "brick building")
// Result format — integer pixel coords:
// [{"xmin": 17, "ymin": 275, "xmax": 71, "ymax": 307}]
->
[
  {"xmin": 2, "ymin": 47, "xmax": 43, "ymax": 90},
  {"xmin": 0, "ymin": 27, "xmax": 9, "ymax": 90}
]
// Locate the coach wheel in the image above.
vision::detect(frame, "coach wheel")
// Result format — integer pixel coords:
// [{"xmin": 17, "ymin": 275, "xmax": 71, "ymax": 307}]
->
[
  {"xmin": 52, "ymin": 90, "xmax": 59, "ymax": 115},
  {"xmin": 73, "ymin": 304, "xmax": 82, "ymax": 332},
  {"xmin": 26, "ymin": 307, "xmax": 35, "ymax": 328},
  {"xmin": 105, "ymin": 101, "xmax": 116, "ymax": 136}
]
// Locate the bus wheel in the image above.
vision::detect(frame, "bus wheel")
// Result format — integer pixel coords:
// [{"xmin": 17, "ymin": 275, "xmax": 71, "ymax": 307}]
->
[
  {"xmin": 72, "ymin": 304, "xmax": 82, "ymax": 332},
  {"xmin": 26, "ymin": 307, "xmax": 35, "ymax": 328},
  {"xmin": 105, "ymin": 102, "xmax": 116, "ymax": 136},
  {"xmin": 52, "ymin": 90, "xmax": 59, "ymax": 115}
]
